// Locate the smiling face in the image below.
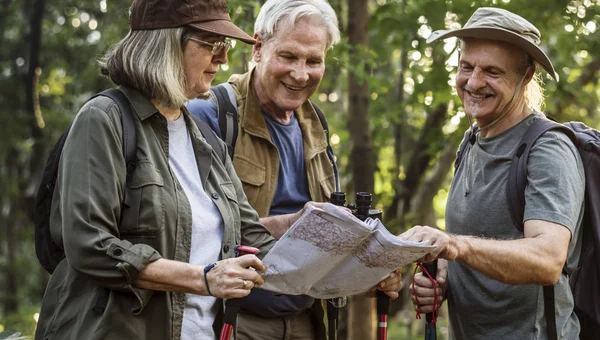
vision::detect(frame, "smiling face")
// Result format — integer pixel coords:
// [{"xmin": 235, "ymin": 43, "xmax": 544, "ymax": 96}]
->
[
  {"xmin": 182, "ymin": 32, "xmax": 228, "ymax": 99},
  {"xmin": 252, "ymin": 16, "xmax": 328, "ymax": 118},
  {"xmin": 456, "ymin": 38, "xmax": 531, "ymax": 126}
]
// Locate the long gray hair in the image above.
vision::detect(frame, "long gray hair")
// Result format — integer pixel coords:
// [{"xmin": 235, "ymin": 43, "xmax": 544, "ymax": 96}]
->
[{"xmin": 98, "ymin": 27, "xmax": 191, "ymax": 108}]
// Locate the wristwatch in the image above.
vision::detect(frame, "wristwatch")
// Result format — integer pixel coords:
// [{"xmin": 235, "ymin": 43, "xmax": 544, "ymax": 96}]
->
[{"xmin": 204, "ymin": 262, "xmax": 217, "ymax": 296}]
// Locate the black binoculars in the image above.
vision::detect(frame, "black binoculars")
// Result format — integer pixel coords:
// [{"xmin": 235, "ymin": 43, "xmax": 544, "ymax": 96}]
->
[{"xmin": 330, "ymin": 191, "xmax": 382, "ymax": 222}]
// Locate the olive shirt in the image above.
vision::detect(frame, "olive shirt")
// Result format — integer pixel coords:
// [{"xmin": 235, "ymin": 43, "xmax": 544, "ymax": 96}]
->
[
  {"xmin": 446, "ymin": 113, "xmax": 584, "ymax": 340},
  {"xmin": 223, "ymin": 69, "xmax": 336, "ymax": 216},
  {"xmin": 35, "ymin": 87, "xmax": 276, "ymax": 340}
]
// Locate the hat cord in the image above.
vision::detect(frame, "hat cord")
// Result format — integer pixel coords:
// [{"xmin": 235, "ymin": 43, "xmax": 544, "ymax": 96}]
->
[
  {"xmin": 463, "ymin": 66, "xmax": 530, "ymax": 196},
  {"xmin": 477, "ymin": 66, "xmax": 530, "ymax": 132}
]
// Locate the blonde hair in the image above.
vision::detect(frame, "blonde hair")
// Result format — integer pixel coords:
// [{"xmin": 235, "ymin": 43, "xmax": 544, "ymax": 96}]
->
[
  {"xmin": 98, "ymin": 27, "xmax": 189, "ymax": 108},
  {"xmin": 524, "ymin": 67, "xmax": 545, "ymax": 113}
]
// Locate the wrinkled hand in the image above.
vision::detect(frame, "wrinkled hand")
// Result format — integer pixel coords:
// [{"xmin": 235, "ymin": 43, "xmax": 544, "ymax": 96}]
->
[
  {"xmin": 206, "ymin": 255, "xmax": 266, "ymax": 299},
  {"xmin": 410, "ymin": 259, "xmax": 448, "ymax": 314},
  {"xmin": 365, "ymin": 268, "xmax": 402, "ymax": 299},
  {"xmin": 399, "ymin": 225, "xmax": 458, "ymax": 262}
]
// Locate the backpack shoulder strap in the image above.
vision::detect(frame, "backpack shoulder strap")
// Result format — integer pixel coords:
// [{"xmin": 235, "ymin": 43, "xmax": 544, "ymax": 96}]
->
[
  {"xmin": 506, "ymin": 118, "xmax": 563, "ymax": 340},
  {"xmin": 505, "ymin": 118, "xmax": 580, "ymax": 340},
  {"xmin": 211, "ymin": 83, "xmax": 238, "ymax": 159},
  {"xmin": 454, "ymin": 125, "xmax": 479, "ymax": 172},
  {"xmin": 506, "ymin": 118, "xmax": 575, "ymax": 232},
  {"xmin": 309, "ymin": 101, "xmax": 340, "ymax": 191},
  {"xmin": 92, "ymin": 88, "xmax": 137, "ymax": 207},
  {"xmin": 192, "ymin": 115, "xmax": 228, "ymax": 165}
]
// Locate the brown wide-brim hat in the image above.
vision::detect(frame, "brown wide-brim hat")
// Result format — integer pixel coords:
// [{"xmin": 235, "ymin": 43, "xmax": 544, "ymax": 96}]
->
[
  {"xmin": 130, "ymin": 0, "xmax": 256, "ymax": 45},
  {"xmin": 427, "ymin": 7, "xmax": 558, "ymax": 81}
]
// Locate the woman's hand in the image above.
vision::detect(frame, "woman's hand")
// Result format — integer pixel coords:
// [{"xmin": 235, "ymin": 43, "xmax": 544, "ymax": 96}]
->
[{"xmin": 205, "ymin": 255, "xmax": 266, "ymax": 299}]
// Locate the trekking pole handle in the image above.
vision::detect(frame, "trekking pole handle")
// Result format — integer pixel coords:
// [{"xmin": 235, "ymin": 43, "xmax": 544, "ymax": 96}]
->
[
  {"xmin": 422, "ymin": 261, "xmax": 438, "ymax": 322},
  {"xmin": 219, "ymin": 245, "xmax": 261, "ymax": 340},
  {"xmin": 235, "ymin": 245, "xmax": 260, "ymax": 257}
]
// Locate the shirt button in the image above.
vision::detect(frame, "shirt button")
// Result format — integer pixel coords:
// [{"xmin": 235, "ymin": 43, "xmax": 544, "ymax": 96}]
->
[
  {"xmin": 211, "ymin": 193, "xmax": 219, "ymax": 199},
  {"xmin": 114, "ymin": 248, "xmax": 123, "ymax": 256},
  {"xmin": 223, "ymin": 245, "xmax": 230, "ymax": 253}
]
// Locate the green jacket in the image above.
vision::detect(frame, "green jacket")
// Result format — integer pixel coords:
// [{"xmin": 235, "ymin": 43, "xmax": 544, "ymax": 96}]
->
[
  {"xmin": 35, "ymin": 87, "xmax": 276, "ymax": 340},
  {"xmin": 228, "ymin": 70, "xmax": 337, "ymax": 217},
  {"xmin": 227, "ymin": 70, "xmax": 336, "ymax": 340}
]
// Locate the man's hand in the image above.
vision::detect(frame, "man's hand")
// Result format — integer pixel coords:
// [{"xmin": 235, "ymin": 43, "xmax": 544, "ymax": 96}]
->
[
  {"xmin": 400, "ymin": 225, "xmax": 460, "ymax": 262},
  {"xmin": 410, "ymin": 259, "xmax": 448, "ymax": 314}
]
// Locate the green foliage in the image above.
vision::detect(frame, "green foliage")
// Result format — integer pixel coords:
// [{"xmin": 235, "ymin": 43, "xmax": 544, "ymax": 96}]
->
[
  {"xmin": 0, "ymin": 305, "xmax": 39, "ymax": 338},
  {"xmin": 2, "ymin": 0, "xmax": 600, "ymax": 336}
]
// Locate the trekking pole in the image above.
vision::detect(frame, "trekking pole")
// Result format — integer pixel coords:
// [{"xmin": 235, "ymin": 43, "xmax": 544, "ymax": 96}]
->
[
  {"xmin": 377, "ymin": 290, "xmax": 390, "ymax": 340},
  {"xmin": 422, "ymin": 261, "xmax": 438, "ymax": 340},
  {"xmin": 328, "ymin": 192, "xmax": 348, "ymax": 340},
  {"xmin": 353, "ymin": 192, "xmax": 390, "ymax": 340},
  {"xmin": 219, "ymin": 245, "xmax": 260, "ymax": 340}
]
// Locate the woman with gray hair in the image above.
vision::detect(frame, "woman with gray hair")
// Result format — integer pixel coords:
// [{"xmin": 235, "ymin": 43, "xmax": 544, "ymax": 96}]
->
[{"xmin": 34, "ymin": 1, "xmax": 278, "ymax": 339}]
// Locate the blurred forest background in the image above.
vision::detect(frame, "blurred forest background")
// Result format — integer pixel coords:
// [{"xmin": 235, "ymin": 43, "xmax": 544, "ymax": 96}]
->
[{"xmin": 1, "ymin": 0, "xmax": 599, "ymax": 338}]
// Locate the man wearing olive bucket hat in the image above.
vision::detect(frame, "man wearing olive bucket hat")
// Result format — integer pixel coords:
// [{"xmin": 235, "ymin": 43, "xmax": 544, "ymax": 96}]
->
[{"xmin": 402, "ymin": 7, "xmax": 585, "ymax": 340}]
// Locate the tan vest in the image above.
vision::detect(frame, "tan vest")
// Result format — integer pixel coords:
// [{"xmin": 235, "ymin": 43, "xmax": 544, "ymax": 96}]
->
[{"xmin": 228, "ymin": 70, "xmax": 336, "ymax": 217}]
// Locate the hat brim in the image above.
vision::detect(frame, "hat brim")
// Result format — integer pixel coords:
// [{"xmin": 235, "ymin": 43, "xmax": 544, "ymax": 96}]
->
[
  {"xmin": 190, "ymin": 20, "xmax": 256, "ymax": 45},
  {"xmin": 427, "ymin": 27, "xmax": 558, "ymax": 81}
]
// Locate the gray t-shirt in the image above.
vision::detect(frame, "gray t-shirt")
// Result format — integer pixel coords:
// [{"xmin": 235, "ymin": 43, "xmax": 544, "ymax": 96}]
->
[{"xmin": 445, "ymin": 114, "xmax": 585, "ymax": 340}]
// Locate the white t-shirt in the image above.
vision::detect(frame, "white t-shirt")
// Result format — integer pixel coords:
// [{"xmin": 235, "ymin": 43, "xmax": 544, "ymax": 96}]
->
[{"xmin": 168, "ymin": 115, "xmax": 224, "ymax": 339}]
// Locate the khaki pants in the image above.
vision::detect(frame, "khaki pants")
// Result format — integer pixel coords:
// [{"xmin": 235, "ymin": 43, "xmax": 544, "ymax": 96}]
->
[{"xmin": 236, "ymin": 310, "xmax": 316, "ymax": 340}]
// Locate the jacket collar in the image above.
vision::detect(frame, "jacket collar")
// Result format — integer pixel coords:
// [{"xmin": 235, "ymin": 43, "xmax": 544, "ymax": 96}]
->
[
  {"xmin": 118, "ymin": 86, "xmax": 160, "ymax": 121},
  {"xmin": 229, "ymin": 68, "xmax": 328, "ymax": 154}
]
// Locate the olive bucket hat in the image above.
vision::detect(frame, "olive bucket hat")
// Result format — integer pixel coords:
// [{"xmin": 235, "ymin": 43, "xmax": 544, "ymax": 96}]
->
[
  {"xmin": 427, "ymin": 7, "xmax": 558, "ymax": 81},
  {"xmin": 129, "ymin": 0, "xmax": 256, "ymax": 44}
]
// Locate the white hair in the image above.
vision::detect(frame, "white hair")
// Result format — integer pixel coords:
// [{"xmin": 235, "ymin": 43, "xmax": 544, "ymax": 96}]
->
[{"xmin": 254, "ymin": 0, "xmax": 341, "ymax": 49}]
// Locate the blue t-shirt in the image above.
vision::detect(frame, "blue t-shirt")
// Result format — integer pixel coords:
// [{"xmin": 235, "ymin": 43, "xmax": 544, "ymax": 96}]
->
[
  {"xmin": 186, "ymin": 97, "xmax": 314, "ymax": 318},
  {"xmin": 263, "ymin": 112, "xmax": 311, "ymax": 215}
]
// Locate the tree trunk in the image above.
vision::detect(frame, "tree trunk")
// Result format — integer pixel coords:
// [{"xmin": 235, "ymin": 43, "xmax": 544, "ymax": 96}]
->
[
  {"xmin": 24, "ymin": 0, "xmax": 49, "ymax": 298},
  {"xmin": 346, "ymin": 0, "xmax": 376, "ymax": 339},
  {"xmin": 4, "ymin": 149, "xmax": 19, "ymax": 315},
  {"xmin": 412, "ymin": 142, "xmax": 458, "ymax": 227},
  {"xmin": 389, "ymin": 103, "xmax": 448, "ymax": 227},
  {"xmin": 388, "ymin": 0, "xmax": 410, "ymax": 228}
]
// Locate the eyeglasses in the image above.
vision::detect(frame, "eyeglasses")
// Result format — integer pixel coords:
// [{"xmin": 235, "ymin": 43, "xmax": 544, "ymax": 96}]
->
[{"xmin": 186, "ymin": 36, "xmax": 232, "ymax": 56}]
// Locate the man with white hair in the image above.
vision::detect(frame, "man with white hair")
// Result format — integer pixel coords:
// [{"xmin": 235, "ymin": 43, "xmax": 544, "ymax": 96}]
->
[
  {"xmin": 187, "ymin": 0, "xmax": 401, "ymax": 339},
  {"xmin": 403, "ymin": 7, "xmax": 585, "ymax": 340}
]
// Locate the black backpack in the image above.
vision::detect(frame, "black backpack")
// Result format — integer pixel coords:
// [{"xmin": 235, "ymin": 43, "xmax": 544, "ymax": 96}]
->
[
  {"xmin": 210, "ymin": 83, "xmax": 339, "ymax": 190},
  {"xmin": 456, "ymin": 118, "xmax": 600, "ymax": 340},
  {"xmin": 34, "ymin": 88, "xmax": 227, "ymax": 274}
]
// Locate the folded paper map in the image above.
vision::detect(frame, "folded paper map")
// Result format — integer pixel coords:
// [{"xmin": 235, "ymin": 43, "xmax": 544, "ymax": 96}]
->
[{"xmin": 260, "ymin": 203, "xmax": 435, "ymax": 299}]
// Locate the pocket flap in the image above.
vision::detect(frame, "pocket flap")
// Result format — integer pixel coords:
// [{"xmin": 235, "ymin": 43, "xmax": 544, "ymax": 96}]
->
[
  {"xmin": 234, "ymin": 156, "xmax": 266, "ymax": 187},
  {"xmin": 130, "ymin": 162, "xmax": 164, "ymax": 188},
  {"xmin": 220, "ymin": 182, "xmax": 238, "ymax": 203},
  {"xmin": 319, "ymin": 173, "xmax": 336, "ymax": 199}
]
